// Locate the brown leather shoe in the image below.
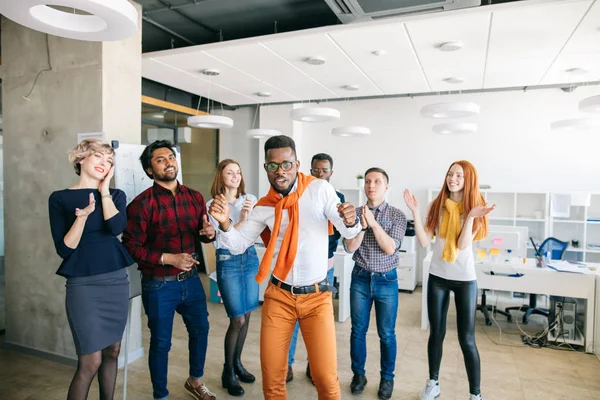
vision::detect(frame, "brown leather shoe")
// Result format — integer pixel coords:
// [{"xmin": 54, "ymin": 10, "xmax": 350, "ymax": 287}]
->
[
  {"xmin": 286, "ymin": 365, "xmax": 293, "ymax": 383},
  {"xmin": 184, "ymin": 379, "xmax": 217, "ymax": 400}
]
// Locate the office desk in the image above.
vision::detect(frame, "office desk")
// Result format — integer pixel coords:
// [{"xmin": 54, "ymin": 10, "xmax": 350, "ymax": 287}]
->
[
  {"xmin": 421, "ymin": 253, "xmax": 598, "ymax": 353},
  {"xmin": 256, "ymin": 244, "xmax": 354, "ymax": 323}
]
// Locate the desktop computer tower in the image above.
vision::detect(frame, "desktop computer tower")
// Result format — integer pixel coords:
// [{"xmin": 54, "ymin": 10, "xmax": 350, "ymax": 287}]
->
[{"xmin": 549, "ymin": 297, "xmax": 577, "ymax": 342}]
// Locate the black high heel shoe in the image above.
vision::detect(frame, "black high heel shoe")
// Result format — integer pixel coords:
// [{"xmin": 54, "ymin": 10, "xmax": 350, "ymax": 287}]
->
[
  {"xmin": 222, "ymin": 364, "xmax": 244, "ymax": 396},
  {"xmin": 234, "ymin": 362, "xmax": 256, "ymax": 383}
]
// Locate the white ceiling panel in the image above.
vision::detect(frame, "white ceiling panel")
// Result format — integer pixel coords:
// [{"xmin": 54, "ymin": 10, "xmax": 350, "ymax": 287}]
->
[
  {"xmin": 540, "ymin": 53, "xmax": 600, "ymax": 85},
  {"xmin": 205, "ymin": 43, "xmax": 333, "ymax": 100},
  {"xmin": 143, "ymin": 58, "xmax": 256, "ymax": 106},
  {"xmin": 559, "ymin": 0, "xmax": 600, "ymax": 55},
  {"xmin": 484, "ymin": 57, "xmax": 556, "ymax": 88},
  {"xmin": 487, "ymin": 0, "xmax": 591, "ymax": 61},
  {"xmin": 328, "ymin": 22, "xmax": 430, "ymax": 94},
  {"xmin": 142, "ymin": 0, "xmax": 600, "ymax": 106},
  {"xmin": 261, "ymin": 33, "xmax": 384, "ymax": 97},
  {"xmin": 406, "ymin": 12, "xmax": 491, "ymax": 91}
]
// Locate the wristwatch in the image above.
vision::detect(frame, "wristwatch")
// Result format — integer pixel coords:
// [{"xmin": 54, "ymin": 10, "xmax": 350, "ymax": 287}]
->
[
  {"xmin": 345, "ymin": 216, "xmax": 360, "ymax": 228},
  {"xmin": 218, "ymin": 219, "xmax": 234, "ymax": 232}
]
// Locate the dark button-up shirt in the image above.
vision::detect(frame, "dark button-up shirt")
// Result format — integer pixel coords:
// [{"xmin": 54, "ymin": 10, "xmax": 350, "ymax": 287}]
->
[{"xmin": 122, "ymin": 182, "xmax": 212, "ymax": 277}]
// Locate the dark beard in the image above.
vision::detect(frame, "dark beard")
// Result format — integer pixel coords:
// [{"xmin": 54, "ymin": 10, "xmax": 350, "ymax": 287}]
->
[{"xmin": 273, "ymin": 175, "xmax": 297, "ymax": 197}]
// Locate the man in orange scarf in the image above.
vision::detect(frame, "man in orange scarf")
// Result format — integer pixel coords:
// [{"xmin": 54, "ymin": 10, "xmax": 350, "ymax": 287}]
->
[{"xmin": 209, "ymin": 135, "xmax": 361, "ymax": 399}]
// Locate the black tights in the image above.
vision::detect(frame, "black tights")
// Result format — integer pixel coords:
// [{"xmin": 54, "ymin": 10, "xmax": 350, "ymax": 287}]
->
[
  {"xmin": 427, "ymin": 274, "xmax": 481, "ymax": 395},
  {"xmin": 224, "ymin": 312, "xmax": 252, "ymax": 368},
  {"xmin": 67, "ymin": 342, "xmax": 121, "ymax": 400}
]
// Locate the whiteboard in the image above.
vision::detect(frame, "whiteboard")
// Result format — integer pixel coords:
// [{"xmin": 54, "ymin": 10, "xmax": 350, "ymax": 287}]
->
[{"xmin": 113, "ymin": 143, "xmax": 183, "ymax": 204}]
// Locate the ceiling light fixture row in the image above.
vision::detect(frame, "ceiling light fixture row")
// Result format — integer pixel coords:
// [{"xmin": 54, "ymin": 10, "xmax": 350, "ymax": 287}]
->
[
  {"xmin": 421, "ymin": 102, "xmax": 480, "ymax": 135},
  {"xmin": 550, "ymin": 94, "xmax": 600, "ymax": 131},
  {"xmin": 0, "ymin": 0, "xmax": 138, "ymax": 41}
]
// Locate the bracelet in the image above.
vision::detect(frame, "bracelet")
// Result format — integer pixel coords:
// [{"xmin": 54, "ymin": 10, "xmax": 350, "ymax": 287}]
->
[
  {"xmin": 160, "ymin": 254, "xmax": 164, "ymax": 265},
  {"xmin": 361, "ymin": 227, "xmax": 368, "ymax": 232},
  {"xmin": 101, "ymin": 194, "xmax": 112, "ymax": 199}
]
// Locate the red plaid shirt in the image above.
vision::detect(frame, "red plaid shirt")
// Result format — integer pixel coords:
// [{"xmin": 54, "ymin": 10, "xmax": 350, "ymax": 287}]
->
[{"xmin": 122, "ymin": 182, "xmax": 213, "ymax": 277}]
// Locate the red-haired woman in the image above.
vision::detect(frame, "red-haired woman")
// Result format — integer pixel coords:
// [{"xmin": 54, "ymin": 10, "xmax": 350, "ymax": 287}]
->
[{"xmin": 404, "ymin": 161, "xmax": 495, "ymax": 400}]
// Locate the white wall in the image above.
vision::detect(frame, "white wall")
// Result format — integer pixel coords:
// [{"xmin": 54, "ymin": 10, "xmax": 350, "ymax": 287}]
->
[
  {"xmin": 221, "ymin": 106, "xmax": 260, "ymax": 196},
  {"xmin": 257, "ymin": 86, "xmax": 600, "ymax": 215}
]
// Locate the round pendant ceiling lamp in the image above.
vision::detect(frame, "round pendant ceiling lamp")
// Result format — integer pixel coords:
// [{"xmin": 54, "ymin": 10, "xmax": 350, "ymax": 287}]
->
[
  {"xmin": 246, "ymin": 128, "xmax": 281, "ymax": 139},
  {"xmin": 550, "ymin": 118, "xmax": 600, "ymax": 131},
  {"xmin": 0, "ymin": 0, "xmax": 139, "ymax": 42},
  {"xmin": 579, "ymin": 95, "xmax": 600, "ymax": 114},
  {"xmin": 332, "ymin": 126, "xmax": 371, "ymax": 137},
  {"xmin": 290, "ymin": 106, "xmax": 340, "ymax": 122},
  {"xmin": 432, "ymin": 122, "xmax": 478, "ymax": 135},
  {"xmin": 421, "ymin": 102, "xmax": 480, "ymax": 119},
  {"xmin": 188, "ymin": 115, "xmax": 234, "ymax": 129}
]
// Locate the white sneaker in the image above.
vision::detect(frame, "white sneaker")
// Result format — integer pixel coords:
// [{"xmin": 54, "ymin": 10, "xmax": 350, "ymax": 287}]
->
[
  {"xmin": 469, "ymin": 394, "xmax": 483, "ymax": 400},
  {"xmin": 420, "ymin": 379, "xmax": 440, "ymax": 400}
]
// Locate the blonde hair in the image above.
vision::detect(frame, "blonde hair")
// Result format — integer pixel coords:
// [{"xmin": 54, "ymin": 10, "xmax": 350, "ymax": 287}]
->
[{"xmin": 68, "ymin": 139, "xmax": 114, "ymax": 176}]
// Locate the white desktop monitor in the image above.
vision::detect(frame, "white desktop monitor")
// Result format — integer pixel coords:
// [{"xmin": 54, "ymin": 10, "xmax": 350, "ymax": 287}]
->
[{"xmin": 474, "ymin": 225, "xmax": 529, "ymax": 259}]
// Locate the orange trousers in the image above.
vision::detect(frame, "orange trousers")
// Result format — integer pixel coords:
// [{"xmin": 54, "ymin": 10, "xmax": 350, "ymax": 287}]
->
[{"xmin": 260, "ymin": 282, "xmax": 340, "ymax": 400}]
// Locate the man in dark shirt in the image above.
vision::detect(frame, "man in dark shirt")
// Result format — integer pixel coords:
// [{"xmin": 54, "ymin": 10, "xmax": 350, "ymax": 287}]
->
[
  {"xmin": 123, "ymin": 140, "xmax": 216, "ymax": 400},
  {"xmin": 287, "ymin": 153, "xmax": 345, "ymax": 384}
]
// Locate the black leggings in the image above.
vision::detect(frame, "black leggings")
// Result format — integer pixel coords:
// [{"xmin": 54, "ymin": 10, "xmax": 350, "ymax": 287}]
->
[{"xmin": 427, "ymin": 273, "xmax": 481, "ymax": 395}]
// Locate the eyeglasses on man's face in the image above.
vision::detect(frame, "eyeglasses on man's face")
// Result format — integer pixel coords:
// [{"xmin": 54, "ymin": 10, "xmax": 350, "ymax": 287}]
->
[
  {"xmin": 310, "ymin": 168, "xmax": 331, "ymax": 174},
  {"xmin": 265, "ymin": 160, "xmax": 296, "ymax": 172}
]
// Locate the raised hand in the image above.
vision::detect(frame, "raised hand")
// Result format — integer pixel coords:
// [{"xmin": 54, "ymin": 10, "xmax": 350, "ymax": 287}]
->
[
  {"xmin": 239, "ymin": 198, "xmax": 253, "ymax": 223},
  {"xmin": 199, "ymin": 214, "xmax": 216, "ymax": 239},
  {"xmin": 469, "ymin": 204, "xmax": 497, "ymax": 218},
  {"xmin": 337, "ymin": 202, "xmax": 357, "ymax": 226},
  {"xmin": 99, "ymin": 166, "xmax": 115, "ymax": 195},
  {"xmin": 75, "ymin": 192, "xmax": 96, "ymax": 218},
  {"xmin": 403, "ymin": 189, "xmax": 419, "ymax": 213},
  {"xmin": 208, "ymin": 194, "xmax": 230, "ymax": 224}
]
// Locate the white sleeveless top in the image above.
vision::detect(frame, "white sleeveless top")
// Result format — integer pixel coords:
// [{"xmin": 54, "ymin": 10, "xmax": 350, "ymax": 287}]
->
[{"xmin": 429, "ymin": 215, "xmax": 476, "ymax": 282}]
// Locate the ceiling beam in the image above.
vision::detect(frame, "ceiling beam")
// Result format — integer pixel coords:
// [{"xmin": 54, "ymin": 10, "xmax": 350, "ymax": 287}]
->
[
  {"xmin": 142, "ymin": 15, "xmax": 197, "ymax": 45},
  {"xmin": 153, "ymin": 0, "xmax": 219, "ymax": 35}
]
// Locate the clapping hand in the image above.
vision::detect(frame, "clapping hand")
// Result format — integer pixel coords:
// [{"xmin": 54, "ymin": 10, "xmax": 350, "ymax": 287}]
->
[
  {"xmin": 75, "ymin": 193, "xmax": 96, "ymax": 218},
  {"xmin": 208, "ymin": 194, "xmax": 230, "ymax": 225},
  {"xmin": 468, "ymin": 204, "xmax": 496, "ymax": 218}
]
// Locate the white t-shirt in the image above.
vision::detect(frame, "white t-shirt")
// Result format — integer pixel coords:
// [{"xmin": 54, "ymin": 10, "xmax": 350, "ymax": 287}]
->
[{"xmin": 429, "ymin": 214, "xmax": 476, "ymax": 282}]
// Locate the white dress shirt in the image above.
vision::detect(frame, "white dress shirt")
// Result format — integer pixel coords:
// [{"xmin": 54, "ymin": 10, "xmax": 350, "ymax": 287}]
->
[
  {"xmin": 207, "ymin": 193, "xmax": 257, "ymax": 250},
  {"xmin": 219, "ymin": 178, "xmax": 361, "ymax": 286}
]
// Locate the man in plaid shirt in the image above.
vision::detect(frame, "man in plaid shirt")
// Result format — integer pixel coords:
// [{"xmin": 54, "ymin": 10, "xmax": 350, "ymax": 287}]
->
[
  {"xmin": 123, "ymin": 140, "xmax": 217, "ymax": 400},
  {"xmin": 344, "ymin": 167, "xmax": 407, "ymax": 400}
]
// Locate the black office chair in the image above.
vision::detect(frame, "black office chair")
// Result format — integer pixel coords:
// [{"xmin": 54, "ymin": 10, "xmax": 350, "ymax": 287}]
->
[
  {"xmin": 505, "ymin": 237, "xmax": 568, "ymax": 324},
  {"xmin": 477, "ymin": 289, "xmax": 512, "ymax": 326}
]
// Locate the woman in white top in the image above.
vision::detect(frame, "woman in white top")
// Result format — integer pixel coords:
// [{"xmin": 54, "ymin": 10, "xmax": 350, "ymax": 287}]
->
[
  {"xmin": 207, "ymin": 159, "xmax": 258, "ymax": 397},
  {"xmin": 404, "ymin": 161, "xmax": 495, "ymax": 400}
]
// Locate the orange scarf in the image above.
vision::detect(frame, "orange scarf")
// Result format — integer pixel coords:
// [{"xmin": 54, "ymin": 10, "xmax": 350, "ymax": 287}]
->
[{"xmin": 255, "ymin": 173, "xmax": 333, "ymax": 283}]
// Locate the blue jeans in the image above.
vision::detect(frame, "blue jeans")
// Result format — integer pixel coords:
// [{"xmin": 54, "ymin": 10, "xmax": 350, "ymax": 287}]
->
[
  {"xmin": 288, "ymin": 268, "xmax": 335, "ymax": 366},
  {"xmin": 141, "ymin": 273, "xmax": 210, "ymax": 400},
  {"xmin": 350, "ymin": 265, "xmax": 398, "ymax": 380}
]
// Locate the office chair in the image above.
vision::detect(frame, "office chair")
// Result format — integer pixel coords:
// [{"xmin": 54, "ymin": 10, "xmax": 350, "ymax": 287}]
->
[
  {"xmin": 477, "ymin": 289, "xmax": 512, "ymax": 326},
  {"xmin": 505, "ymin": 237, "xmax": 568, "ymax": 324}
]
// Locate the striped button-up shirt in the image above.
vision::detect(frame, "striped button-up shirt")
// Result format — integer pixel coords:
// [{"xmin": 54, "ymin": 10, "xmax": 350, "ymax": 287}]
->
[{"xmin": 352, "ymin": 202, "xmax": 407, "ymax": 273}]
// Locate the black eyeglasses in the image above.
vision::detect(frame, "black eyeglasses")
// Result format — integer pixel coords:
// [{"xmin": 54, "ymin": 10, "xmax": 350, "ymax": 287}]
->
[
  {"xmin": 310, "ymin": 168, "xmax": 331, "ymax": 174},
  {"xmin": 265, "ymin": 161, "xmax": 296, "ymax": 172}
]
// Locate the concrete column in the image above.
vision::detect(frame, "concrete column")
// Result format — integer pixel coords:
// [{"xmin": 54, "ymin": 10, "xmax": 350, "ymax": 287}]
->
[{"xmin": 1, "ymin": 1, "xmax": 143, "ymax": 366}]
